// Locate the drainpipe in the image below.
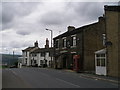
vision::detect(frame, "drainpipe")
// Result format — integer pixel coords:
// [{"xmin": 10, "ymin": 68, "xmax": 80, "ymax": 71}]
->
[{"xmin": 82, "ymin": 30, "xmax": 84, "ymax": 71}]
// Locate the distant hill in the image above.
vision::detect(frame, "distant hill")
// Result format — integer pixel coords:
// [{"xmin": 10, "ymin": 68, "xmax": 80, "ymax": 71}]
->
[{"xmin": 0, "ymin": 54, "xmax": 22, "ymax": 65}]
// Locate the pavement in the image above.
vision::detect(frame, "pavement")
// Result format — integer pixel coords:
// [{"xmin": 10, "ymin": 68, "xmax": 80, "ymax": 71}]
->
[{"xmin": 64, "ymin": 69, "xmax": 119, "ymax": 84}]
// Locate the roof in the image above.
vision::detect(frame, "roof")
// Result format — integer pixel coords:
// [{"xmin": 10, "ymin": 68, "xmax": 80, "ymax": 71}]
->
[
  {"xmin": 53, "ymin": 22, "xmax": 98, "ymax": 40},
  {"xmin": 104, "ymin": 5, "xmax": 120, "ymax": 12},
  {"xmin": 95, "ymin": 48, "xmax": 106, "ymax": 54},
  {"xmin": 22, "ymin": 47, "xmax": 35, "ymax": 51},
  {"xmin": 30, "ymin": 47, "xmax": 53, "ymax": 53}
]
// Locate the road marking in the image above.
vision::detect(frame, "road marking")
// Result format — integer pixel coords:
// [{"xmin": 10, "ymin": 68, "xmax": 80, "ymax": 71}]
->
[
  {"xmin": 8, "ymin": 69, "xmax": 18, "ymax": 76},
  {"xmin": 55, "ymin": 78, "xmax": 80, "ymax": 88}
]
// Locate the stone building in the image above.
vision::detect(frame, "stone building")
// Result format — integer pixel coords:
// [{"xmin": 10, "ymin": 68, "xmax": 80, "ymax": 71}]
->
[
  {"xmin": 94, "ymin": 5, "xmax": 119, "ymax": 77},
  {"xmin": 105, "ymin": 5, "xmax": 120, "ymax": 77},
  {"xmin": 53, "ymin": 16, "xmax": 105, "ymax": 72},
  {"xmin": 30, "ymin": 38, "xmax": 53, "ymax": 67},
  {"xmin": 22, "ymin": 41, "xmax": 39, "ymax": 66}
]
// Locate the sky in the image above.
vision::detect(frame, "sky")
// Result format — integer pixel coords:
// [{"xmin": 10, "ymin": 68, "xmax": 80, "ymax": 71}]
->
[{"xmin": 0, "ymin": 0, "xmax": 119, "ymax": 55}]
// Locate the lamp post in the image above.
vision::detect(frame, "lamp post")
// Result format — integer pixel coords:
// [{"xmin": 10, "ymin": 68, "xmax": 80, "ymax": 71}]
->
[
  {"xmin": 46, "ymin": 29, "xmax": 53, "ymax": 48},
  {"xmin": 45, "ymin": 28, "xmax": 53, "ymax": 68}
]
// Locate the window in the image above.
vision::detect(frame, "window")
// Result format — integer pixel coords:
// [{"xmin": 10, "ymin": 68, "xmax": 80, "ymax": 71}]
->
[
  {"xmin": 32, "ymin": 54, "xmax": 37, "ymax": 57},
  {"xmin": 101, "ymin": 59, "xmax": 105, "ymax": 66},
  {"xmin": 48, "ymin": 52, "xmax": 52, "ymax": 57},
  {"xmin": 25, "ymin": 59, "xmax": 27, "ymax": 64},
  {"xmin": 96, "ymin": 53, "xmax": 106, "ymax": 67},
  {"xmin": 25, "ymin": 52, "xmax": 27, "ymax": 57},
  {"xmin": 46, "ymin": 52, "xmax": 50, "ymax": 57},
  {"xmin": 40, "ymin": 60, "xmax": 43, "ymax": 64},
  {"xmin": 101, "ymin": 54, "xmax": 105, "ymax": 57},
  {"xmin": 41, "ymin": 52, "xmax": 45, "ymax": 57},
  {"xmin": 62, "ymin": 37, "xmax": 66, "ymax": 48},
  {"xmin": 97, "ymin": 59, "xmax": 100, "ymax": 66},
  {"xmin": 34, "ymin": 60, "xmax": 36, "ymax": 64},
  {"xmin": 71, "ymin": 35, "xmax": 76, "ymax": 47},
  {"xmin": 55, "ymin": 39, "xmax": 59, "ymax": 48}
]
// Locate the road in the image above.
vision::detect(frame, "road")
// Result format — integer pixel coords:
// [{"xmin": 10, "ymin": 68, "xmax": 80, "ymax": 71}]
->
[{"xmin": 2, "ymin": 67, "xmax": 119, "ymax": 88}]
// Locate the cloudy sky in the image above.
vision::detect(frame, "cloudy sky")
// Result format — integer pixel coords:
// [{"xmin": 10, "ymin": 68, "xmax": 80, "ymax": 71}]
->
[{"xmin": 0, "ymin": 0, "xmax": 118, "ymax": 55}]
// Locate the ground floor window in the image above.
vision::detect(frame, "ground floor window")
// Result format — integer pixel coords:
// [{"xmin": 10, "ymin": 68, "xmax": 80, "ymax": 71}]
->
[{"xmin": 96, "ymin": 54, "xmax": 106, "ymax": 67}]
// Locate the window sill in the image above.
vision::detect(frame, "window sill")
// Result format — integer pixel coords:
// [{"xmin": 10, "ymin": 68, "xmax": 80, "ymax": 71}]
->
[
  {"xmin": 56, "ymin": 48, "xmax": 59, "ymax": 50},
  {"xmin": 62, "ymin": 47, "xmax": 66, "ymax": 49},
  {"xmin": 71, "ymin": 46, "xmax": 76, "ymax": 48}
]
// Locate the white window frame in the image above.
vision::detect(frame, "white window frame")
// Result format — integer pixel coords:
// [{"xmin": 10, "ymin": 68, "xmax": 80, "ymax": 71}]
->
[
  {"xmin": 95, "ymin": 54, "xmax": 106, "ymax": 67},
  {"xmin": 55, "ymin": 39, "xmax": 59, "ymax": 50},
  {"xmin": 71, "ymin": 35, "xmax": 76, "ymax": 48},
  {"xmin": 62, "ymin": 37, "xmax": 67, "ymax": 49}
]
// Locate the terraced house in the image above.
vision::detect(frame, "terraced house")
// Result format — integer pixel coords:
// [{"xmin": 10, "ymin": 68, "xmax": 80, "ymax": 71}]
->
[
  {"xmin": 30, "ymin": 38, "xmax": 53, "ymax": 67},
  {"xmin": 53, "ymin": 5, "xmax": 120, "ymax": 77},
  {"xmin": 22, "ymin": 41, "xmax": 39, "ymax": 66},
  {"xmin": 22, "ymin": 39, "xmax": 53, "ymax": 67},
  {"xmin": 53, "ymin": 16, "xmax": 105, "ymax": 72}
]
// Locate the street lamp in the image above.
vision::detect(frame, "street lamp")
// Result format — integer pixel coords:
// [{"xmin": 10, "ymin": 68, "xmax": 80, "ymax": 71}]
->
[
  {"xmin": 45, "ymin": 28, "xmax": 53, "ymax": 68},
  {"xmin": 46, "ymin": 28, "xmax": 53, "ymax": 48}
]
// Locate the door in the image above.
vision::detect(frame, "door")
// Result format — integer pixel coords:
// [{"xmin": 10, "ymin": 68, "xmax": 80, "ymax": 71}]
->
[
  {"xmin": 73, "ymin": 55, "xmax": 80, "ymax": 72},
  {"xmin": 95, "ymin": 54, "xmax": 106, "ymax": 75},
  {"xmin": 63, "ymin": 56, "xmax": 67, "ymax": 68}
]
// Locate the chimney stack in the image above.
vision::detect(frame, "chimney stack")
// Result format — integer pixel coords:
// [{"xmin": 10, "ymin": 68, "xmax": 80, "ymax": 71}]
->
[
  {"xmin": 98, "ymin": 16, "xmax": 105, "ymax": 23},
  {"xmin": 45, "ymin": 38, "xmax": 49, "ymax": 48},
  {"xmin": 67, "ymin": 26, "xmax": 75, "ymax": 32},
  {"xmin": 34, "ymin": 41, "xmax": 38, "ymax": 47}
]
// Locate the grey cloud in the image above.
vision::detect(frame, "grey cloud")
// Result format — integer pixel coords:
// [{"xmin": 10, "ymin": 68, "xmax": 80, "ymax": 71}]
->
[
  {"xmin": 16, "ymin": 30, "xmax": 31, "ymax": 36},
  {"xmin": 40, "ymin": 11, "xmax": 65, "ymax": 25},
  {"xmin": 39, "ymin": 2, "xmax": 105, "ymax": 26},
  {"xmin": 39, "ymin": 8, "xmax": 77, "ymax": 25},
  {"xmin": 9, "ymin": 41, "xmax": 23, "ymax": 48},
  {"xmin": 71, "ymin": 2, "xmax": 104, "ymax": 20},
  {"xmin": 69, "ymin": 2, "xmax": 117, "ymax": 22},
  {"xmin": 2, "ymin": 2, "xmax": 39, "ymax": 30},
  {"xmin": 9, "ymin": 40, "xmax": 33, "ymax": 48},
  {"xmin": 0, "ymin": 2, "xmax": 2, "ymax": 24}
]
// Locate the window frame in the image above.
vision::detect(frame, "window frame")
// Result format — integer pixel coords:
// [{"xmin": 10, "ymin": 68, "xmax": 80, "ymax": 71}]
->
[
  {"xmin": 96, "ymin": 53, "xmax": 106, "ymax": 67},
  {"xmin": 62, "ymin": 37, "xmax": 67, "ymax": 49},
  {"xmin": 55, "ymin": 39, "xmax": 59, "ymax": 50},
  {"xmin": 71, "ymin": 35, "xmax": 76, "ymax": 48}
]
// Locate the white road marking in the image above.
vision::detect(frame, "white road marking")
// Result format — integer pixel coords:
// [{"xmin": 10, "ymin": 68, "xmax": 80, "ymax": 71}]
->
[
  {"xmin": 55, "ymin": 78, "xmax": 80, "ymax": 88},
  {"xmin": 8, "ymin": 69, "xmax": 18, "ymax": 76},
  {"xmin": 38, "ymin": 68, "xmax": 80, "ymax": 87}
]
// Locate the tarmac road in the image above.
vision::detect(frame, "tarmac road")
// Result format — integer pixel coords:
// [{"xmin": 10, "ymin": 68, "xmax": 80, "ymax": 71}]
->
[{"xmin": 2, "ymin": 67, "xmax": 119, "ymax": 88}]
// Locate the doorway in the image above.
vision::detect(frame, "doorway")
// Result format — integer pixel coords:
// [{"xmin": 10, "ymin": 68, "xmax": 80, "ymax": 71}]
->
[{"xmin": 63, "ymin": 56, "xmax": 67, "ymax": 69}]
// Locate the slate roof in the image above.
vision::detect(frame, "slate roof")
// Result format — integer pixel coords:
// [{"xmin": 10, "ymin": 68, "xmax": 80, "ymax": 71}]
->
[
  {"xmin": 53, "ymin": 22, "xmax": 98, "ymax": 40},
  {"xmin": 30, "ymin": 47, "xmax": 53, "ymax": 53},
  {"xmin": 22, "ymin": 47, "xmax": 35, "ymax": 51}
]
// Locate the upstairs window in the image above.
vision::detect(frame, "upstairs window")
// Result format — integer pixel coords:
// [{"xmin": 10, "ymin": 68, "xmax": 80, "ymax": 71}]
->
[
  {"xmin": 55, "ymin": 39, "xmax": 59, "ymax": 48},
  {"xmin": 71, "ymin": 35, "xmax": 76, "ymax": 47},
  {"xmin": 41, "ymin": 52, "xmax": 45, "ymax": 57},
  {"xmin": 62, "ymin": 37, "xmax": 66, "ymax": 48},
  {"xmin": 25, "ymin": 52, "xmax": 27, "ymax": 57}
]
